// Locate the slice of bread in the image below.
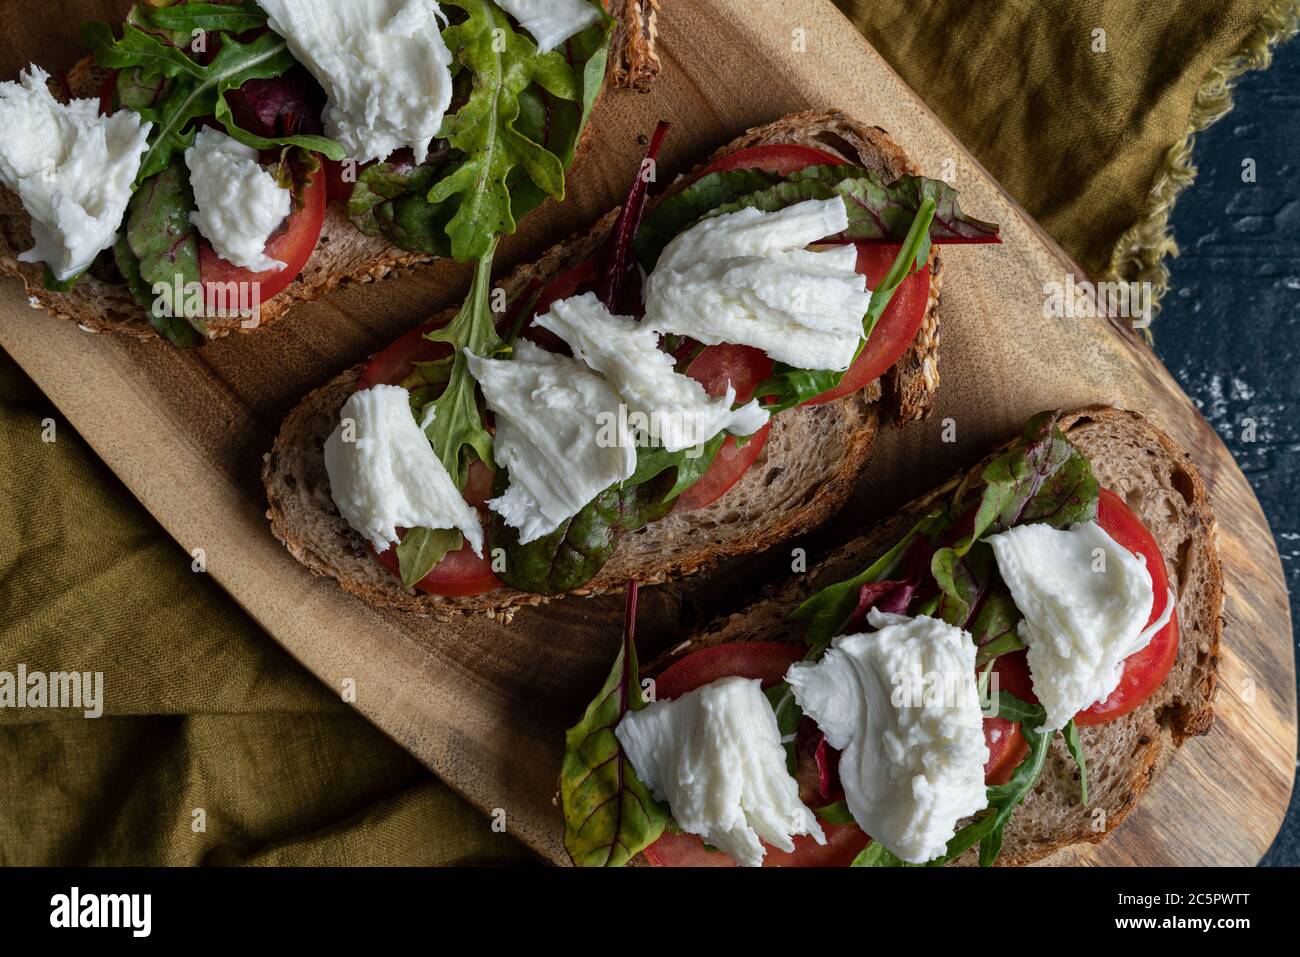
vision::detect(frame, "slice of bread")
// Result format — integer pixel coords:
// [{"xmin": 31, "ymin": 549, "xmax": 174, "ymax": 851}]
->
[
  {"xmin": 263, "ymin": 110, "xmax": 947, "ymax": 619},
  {"xmin": 0, "ymin": 1, "xmax": 661, "ymax": 340},
  {"xmin": 641, "ymin": 406, "xmax": 1223, "ymax": 866}
]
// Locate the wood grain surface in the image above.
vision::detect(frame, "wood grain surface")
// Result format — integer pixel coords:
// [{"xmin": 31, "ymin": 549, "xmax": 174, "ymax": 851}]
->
[{"xmin": 0, "ymin": 0, "xmax": 1293, "ymax": 865}]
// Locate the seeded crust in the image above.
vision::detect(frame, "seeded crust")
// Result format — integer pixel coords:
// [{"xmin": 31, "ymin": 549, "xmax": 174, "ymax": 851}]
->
[
  {"xmin": 0, "ymin": 0, "xmax": 662, "ymax": 340},
  {"xmin": 641, "ymin": 406, "xmax": 1223, "ymax": 866},
  {"xmin": 263, "ymin": 111, "xmax": 947, "ymax": 618}
]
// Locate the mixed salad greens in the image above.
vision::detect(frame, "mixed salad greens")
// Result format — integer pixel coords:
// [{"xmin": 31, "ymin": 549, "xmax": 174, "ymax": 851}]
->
[
  {"xmin": 560, "ymin": 414, "xmax": 1101, "ymax": 867},
  {"xmin": 68, "ymin": 0, "xmax": 612, "ymax": 345}
]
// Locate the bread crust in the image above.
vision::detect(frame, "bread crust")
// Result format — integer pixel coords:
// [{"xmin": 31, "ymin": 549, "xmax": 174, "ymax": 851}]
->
[
  {"xmin": 263, "ymin": 111, "xmax": 946, "ymax": 618},
  {"xmin": 0, "ymin": 3, "xmax": 663, "ymax": 340},
  {"xmin": 642, "ymin": 406, "xmax": 1223, "ymax": 866}
]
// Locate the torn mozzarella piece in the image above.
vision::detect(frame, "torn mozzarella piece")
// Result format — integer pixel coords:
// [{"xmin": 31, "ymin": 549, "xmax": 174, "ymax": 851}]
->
[
  {"xmin": 466, "ymin": 341, "xmax": 636, "ymax": 544},
  {"xmin": 185, "ymin": 128, "xmax": 291, "ymax": 273},
  {"xmin": 644, "ymin": 197, "xmax": 872, "ymax": 372},
  {"xmin": 493, "ymin": 0, "xmax": 604, "ymax": 52},
  {"xmin": 323, "ymin": 384, "xmax": 483, "ymax": 556},
  {"xmin": 986, "ymin": 520, "xmax": 1174, "ymax": 732},
  {"xmin": 534, "ymin": 292, "xmax": 768, "ymax": 452},
  {"xmin": 785, "ymin": 610, "xmax": 989, "ymax": 864},
  {"xmin": 616, "ymin": 675, "xmax": 825, "ymax": 867}
]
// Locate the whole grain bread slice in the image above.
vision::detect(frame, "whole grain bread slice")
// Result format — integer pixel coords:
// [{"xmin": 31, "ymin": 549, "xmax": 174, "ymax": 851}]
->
[
  {"xmin": 0, "ymin": 1, "xmax": 662, "ymax": 340},
  {"xmin": 641, "ymin": 406, "xmax": 1223, "ymax": 866},
  {"xmin": 263, "ymin": 111, "xmax": 946, "ymax": 619}
]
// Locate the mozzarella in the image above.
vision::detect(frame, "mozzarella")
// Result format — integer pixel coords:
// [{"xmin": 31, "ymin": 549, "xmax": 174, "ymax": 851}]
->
[
  {"xmin": 534, "ymin": 292, "xmax": 769, "ymax": 452},
  {"xmin": 986, "ymin": 520, "xmax": 1175, "ymax": 732},
  {"xmin": 184, "ymin": 128, "xmax": 291, "ymax": 273},
  {"xmin": 785, "ymin": 610, "xmax": 989, "ymax": 864},
  {"xmin": 466, "ymin": 341, "xmax": 635, "ymax": 544},
  {"xmin": 257, "ymin": 0, "xmax": 454, "ymax": 164},
  {"xmin": 616, "ymin": 675, "xmax": 825, "ymax": 867},
  {"xmin": 493, "ymin": 0, "xmax": 604, "ymax": 52},
  {"xmin": 643, "ymin": 197, "xmax": 872, "ymax": 372},
  {"xmin": 323, "ymin": 385, "xmax": 484, "ymax": 556},
  {"xmin": 0, "ymin": 65, "xmax": 151, "ymax": 281}
]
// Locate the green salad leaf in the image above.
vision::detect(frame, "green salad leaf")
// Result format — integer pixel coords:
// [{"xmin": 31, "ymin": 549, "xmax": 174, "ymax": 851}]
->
[
  {"xmin": 560, "ymin": 586, "xmax": 668, "ymax": 866},
  {"xmin": 147, "ymin": 1, "xmax": 267, "ymax": 34},
  {"xmin": 430, "ymin": 0, "xmax": 582, "ymax": 260},
  {"xmin": 82, "ymin": 21, "xmax": 345, "ymax": 184},
  {"xmin": 117, "ymin": 156, "xmax": 205, "ymax": 347},
  {"xmin": 1062, "ymin": 719, "xmax": 1089, "ymax": 804},
  {"xmin": 395, "ymin": 244, "xmax": 503, "ymax": 587},
  {"xmin": 395, "ymin": 527, "xmax": 464, "ymax": 589}
]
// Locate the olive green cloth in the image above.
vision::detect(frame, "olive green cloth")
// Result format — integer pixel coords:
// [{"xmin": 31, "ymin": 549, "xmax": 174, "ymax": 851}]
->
[{"xmin": 0, "ymin": 1, "xmax": 1294, "ymax": 866}]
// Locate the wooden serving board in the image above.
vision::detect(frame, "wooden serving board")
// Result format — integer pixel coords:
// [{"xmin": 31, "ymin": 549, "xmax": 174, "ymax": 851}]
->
[{"xmin": 1, "ymin": 0, "xmax": 1293, "ymax": 866}]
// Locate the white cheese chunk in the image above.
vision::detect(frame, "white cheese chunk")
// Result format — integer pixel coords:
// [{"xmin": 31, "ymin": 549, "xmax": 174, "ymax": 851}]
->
[
  {"xmin": 0, "ymin": 65, "xmax": 151, "ymax": 281},
  {"xmin": 466, "ymin": 341, "xmax": 635, "ymax": 544},
  {"xmin": 644, "ymin": 197, "xmax": 872, "ymax": 372},
  {"xmin": 494, "ymin": 0, "xmax": 604, "ymax": 52},
  {"xmin": 185, "ymin": 128, "xmax": 291, "ymax": 273},
  {"xmin": 785, "ymin": 610, "xmax": 989, "ymax": 864},
  {"xmin": 616, "ymin": 675, "xmax": 825, "ymax": 867},
  {"xmin": 323, "ymin": 384, "xmax": 484, "ymax": 556},
  {"xmin": 986, "ymin": 520, "xmax": 1175, "ymax": 732},
  {"xmin": 258, "ymin": 0, "xmax": 454, "ymax": 164},
  {"xmin": 534, "ymin": 292, "xmax": 769, "ymax": 453}
]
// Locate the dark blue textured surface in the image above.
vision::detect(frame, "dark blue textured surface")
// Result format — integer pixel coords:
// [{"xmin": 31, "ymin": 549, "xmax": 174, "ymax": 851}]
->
[{"xmin": 1153, "ymin": 38, "xmax": 1300, "ymax": 866}]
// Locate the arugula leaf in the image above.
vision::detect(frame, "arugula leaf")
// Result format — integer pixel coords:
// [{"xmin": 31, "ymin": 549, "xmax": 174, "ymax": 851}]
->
[
  {"xmin": 147, "ymin": 1, "xmax": 267, "ymax": 34},
  {"xmin": 1062, "ymin": 719, "xmax": 1089, "ymax": 804},
  {"xmin": 395, "ymin": 527, "xmax": 464, "ymax": 589},
  {"xmin": 120, "ymin": 156, "xmax": 206, "ymax": 347},
  {"xmin": 755, "ymin": 197, "xmax": 938, "ymax": 415},
  {"xmin": 430, "ymin": 0, "xmax": 581, "ymax": 260},
  {"xmin": 82, "ymin": 22, "xmax": 345, "ymax": 184},
  {"xmin": 851, "ymin": 841, "xmax": 910, "ymax": 867},
  {"xmin": 561, "ymin": 583, "xmax": 669, "ymax": 866},
  {"xmin": 814, "ymin": 800, "xmax": 857, "ymax": 826}
]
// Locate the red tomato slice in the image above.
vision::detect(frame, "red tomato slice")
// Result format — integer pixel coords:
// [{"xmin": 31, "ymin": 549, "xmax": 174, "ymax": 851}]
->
[
  {"xmin": 356, "ymin": 321, "xmax": 453, "ymax": 392},
  {"xmin": 643, "ymin": 822, "xmax": 870, "ymax": 868},
  {"xmin": 199, "ymin": 157, "xmax": 327, "ymax": 313},
  {"xmin": 669, "ymin": 344, "xmax": 775, "ymax": 513},
  {"xmin": 683, "ymin": 343, "xmax": 773, "ymax": 405},
  {"xmin": 371, "ymin": 527, "xmax": 500, "ymax": 598},
  {"xmin": 990, "ymin": 487, "xmax": 1179, "ymax": 726},
  {"xmin": 807, "ymin": 244, "xmax": 932, "ymax": 405},
  {"xmin": 983, "ymin": 716, "xmax": 1027, "ymax": 786},
  {"xmin": 695, "ymin": 143, "xmax": 846, "ymax": 179}
]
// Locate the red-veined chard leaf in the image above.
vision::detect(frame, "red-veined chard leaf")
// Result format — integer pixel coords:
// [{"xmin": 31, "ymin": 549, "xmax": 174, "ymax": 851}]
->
[{"xmin": 560, "ymin": 582, "xmax": 668, "ymax": 867}]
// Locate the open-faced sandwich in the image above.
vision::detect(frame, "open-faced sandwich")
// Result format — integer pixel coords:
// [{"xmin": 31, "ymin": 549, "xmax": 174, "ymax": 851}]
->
[
  {"xmin": 0, "ymin": 0, "xmax": 659, "ymax": 345},
  {"xmin": 560, "ymin": 408, "xmax": 1222, "ymax": 866},
  {"xmin": 264, "ymin": 110, "xmax": 1002, "ymax": 617}
]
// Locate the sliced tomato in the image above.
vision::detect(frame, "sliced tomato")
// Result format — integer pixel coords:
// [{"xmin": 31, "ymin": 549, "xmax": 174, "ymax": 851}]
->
[
  {"xmin": 990, "ymin": 487, "xmax": 1179, "ymax": 726},
  {"xmin": 807, "ymin": 243, "xmax": 932, "ymax": 405},
  {"xmin": 668, "ymin": 344, "xmax": 776, "ymax": 513},
  {"xmin": 356, "ymin": 320, "xmax": 453, "ymax": 391},
  {"xmin": 371, "ymin": 529, "xmax": 500, "ymax": 598},
  {"xmin": 199, "ymin": 156, "xmax": 327, "ymax": 312},
  {"xmin": 695, "ymin": 143, "xmax": 846, "ymax": 179},
  {"xmin": 983, "ymin": 716, "xmax": 1027, "ymax": 786},
  {"xmin": 644, "ymin": 822, "xmax": 870, "ymax": 868},
  {"xmin": 654, "ymin": 641, "xmax": 803, "ymax": 700},
  {"xmin": 684, "ymin": 343, "xmax": 772, "ymax": 405}
]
